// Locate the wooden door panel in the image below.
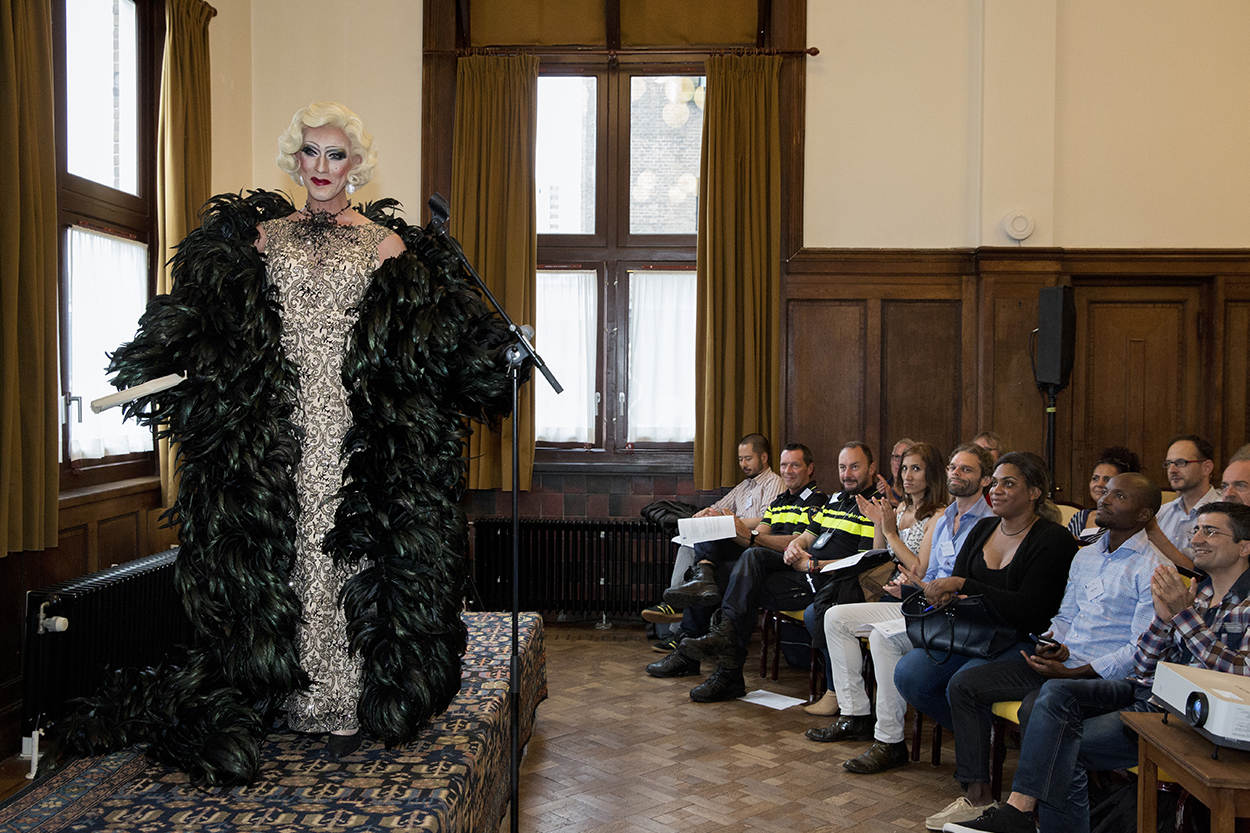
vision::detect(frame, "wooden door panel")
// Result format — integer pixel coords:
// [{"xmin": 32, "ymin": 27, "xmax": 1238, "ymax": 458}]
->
[
  {"xmin": 1223, "ymin": 301, "xmax": 1250, "ymax": 455},
  {"xmin": 786, "ymin": 300, "xmax": 867, "ymax": 481},
  {"xmin": 1069, "ymin": 286, "xmax": 1202, "ymax": 501}
]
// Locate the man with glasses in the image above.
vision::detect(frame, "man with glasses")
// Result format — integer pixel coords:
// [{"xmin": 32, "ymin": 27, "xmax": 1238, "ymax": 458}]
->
[
  {"xmin": 943, "ymin": 501, "xmax": 1250, "ymax": 833},
  {"xmin": 1154, "ymin": 434, "xmax": 1220, "ymax": 552},
  {"xmin": 1220, "ymin": 444, "xmax": 1250, "ymax": 505}
]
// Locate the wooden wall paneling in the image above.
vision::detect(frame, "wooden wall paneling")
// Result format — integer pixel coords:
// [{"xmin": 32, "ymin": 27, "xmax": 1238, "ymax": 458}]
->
[
  {"xmin": 98, "ymin": 512, "xmax": 142, "ymax": 569},
  {"xmin": 881, "ymin": 300, "xmax": 963, "ymax": 458},
  {"xmin": 0, "ymin": 551, "xmax": 27, "ymax": 753},
  {"xmin": 1221, "ymin": 292, "xmax": 1250, "ymax": 457},
  {"xmin": 785, "ymin": 300, "xmax": 867, "ymax": 481},
  {"xmin": 959, "ymin": 274, "xmax": 980, "ymax": 442},
  {"xmin": 1068, "ymin": 282, "xmax": 1203, "ymax": 500}
]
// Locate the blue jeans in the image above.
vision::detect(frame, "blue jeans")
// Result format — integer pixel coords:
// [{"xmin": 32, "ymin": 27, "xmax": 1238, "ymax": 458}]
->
[
  {"xmin": 1012, "ymin": 677, "xmax": 1151, "ymax": 833},
  {"xmin": 803, "ymin": 603, "xmax": 834, "ymax": 689},
  {"xmin": 893, "ymin": 641, "xmax": 1031, "ymax": 730}
]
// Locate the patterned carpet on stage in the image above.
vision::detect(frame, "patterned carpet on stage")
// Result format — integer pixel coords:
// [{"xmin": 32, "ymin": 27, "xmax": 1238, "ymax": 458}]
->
[{"xmin": 0, "ymin": 611, "xmax": 547, "ymax": 833}]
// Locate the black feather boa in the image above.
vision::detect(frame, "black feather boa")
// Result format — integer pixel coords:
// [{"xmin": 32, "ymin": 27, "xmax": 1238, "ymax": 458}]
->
[{"xmin": 59, "ymin": 191, "xmax": 514, "ymax": 786}]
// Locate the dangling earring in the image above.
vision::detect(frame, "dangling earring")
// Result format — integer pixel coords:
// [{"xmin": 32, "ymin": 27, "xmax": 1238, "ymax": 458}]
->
[
  {"xmin": 298, "ymin": 174, "xmax": 305, "ymax": 187},
  {"xmin": 346, "ymin": 183, "xmax": 356, "ymax": 196}
]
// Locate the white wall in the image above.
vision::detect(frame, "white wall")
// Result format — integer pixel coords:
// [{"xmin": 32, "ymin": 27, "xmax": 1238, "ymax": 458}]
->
[
  {"xmin": 210, "ymin": 1, "xmax": 424, "ymax": 218},
  {"xmin": 805, "ymin": 0, "xmax": 1250, "ymax": 248}
]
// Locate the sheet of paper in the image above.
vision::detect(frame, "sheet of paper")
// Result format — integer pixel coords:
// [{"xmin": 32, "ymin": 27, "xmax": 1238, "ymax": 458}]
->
[
  {"xmin": 672, "ymin": 514, "xmax": 736, "ymax": 546},
  {"xmin": 819, "ymin": 548, "xmax": 888, "ymax": 573},
  {"xmin": 740, "ymin": 689, "xmax": 807, "ymax": 710}
]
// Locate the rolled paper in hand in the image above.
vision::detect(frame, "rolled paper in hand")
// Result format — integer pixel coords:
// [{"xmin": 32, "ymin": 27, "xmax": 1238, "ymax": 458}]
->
[{"xmin": 90, "ymin": 373, "xmax": 187, "ymax": 413}]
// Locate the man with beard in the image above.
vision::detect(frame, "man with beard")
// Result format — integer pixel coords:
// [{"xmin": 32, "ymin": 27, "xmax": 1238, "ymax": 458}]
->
[
  {"xmin": 807, "ymin": 444, "xmax": 995, "ymax": 772},
  {"xmin": 676, "ymin": 442, "xmax": 880, "ymax": 702},
  {"xmin": 641, "ymin": 434, "xmax": 782, "ymax": 634}
]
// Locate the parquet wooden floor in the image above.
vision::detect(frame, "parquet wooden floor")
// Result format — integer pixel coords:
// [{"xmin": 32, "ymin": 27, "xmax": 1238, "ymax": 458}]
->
[{"xmin": 506, "ymin": 623, "xmax": 1013, "ymax": 833}]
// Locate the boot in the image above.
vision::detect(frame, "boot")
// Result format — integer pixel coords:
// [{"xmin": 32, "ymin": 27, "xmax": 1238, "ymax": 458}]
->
[
  {"xmin": 689, "ymin": 664, "xmax": 746, "ymax": 702},
  {"xmin": 677, "ymin": 611, "xmax": 739, "ymax": 665},
  {"xmin": 645, "ymin": 650, "xmax": 701, "ymax": 678},
  {"xmin": 664, "ymin": 562, "xmax": 722, "ymax": 608}
]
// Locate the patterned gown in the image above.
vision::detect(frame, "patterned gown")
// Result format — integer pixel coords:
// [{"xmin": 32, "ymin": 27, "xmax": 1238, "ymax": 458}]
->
[{"xmin": 259, "ymin": 215, "xmax": 394, "ymax": 733}]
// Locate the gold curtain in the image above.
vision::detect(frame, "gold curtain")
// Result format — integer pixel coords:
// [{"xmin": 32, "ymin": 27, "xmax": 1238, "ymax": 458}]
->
[
  {"xmin": 453, "ymin": 55, "xmax": 538, "ymax": 491},
  {"xmin": 1, "ymin": 0, "xmax": 58, "ymax": 553},
  {"xmin": 693, "ymin": 55, "xmax": 782, "ymax": 489},
  {"xmin": 156, "ymin": 0, "xmax": 215, "ymax": 506}
]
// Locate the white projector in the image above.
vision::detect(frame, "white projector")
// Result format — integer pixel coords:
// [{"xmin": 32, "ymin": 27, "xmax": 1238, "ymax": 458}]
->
[{"xmin": 1150, "ymin": 662, "xmax": 1250, "ymax": 751}]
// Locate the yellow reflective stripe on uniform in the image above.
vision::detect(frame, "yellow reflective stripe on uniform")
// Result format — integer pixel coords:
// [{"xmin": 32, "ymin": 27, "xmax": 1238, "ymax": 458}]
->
[
  {"xmin": 812, "ymin": 507, "xmax": 874, "ymax": 539},
  {"xmin": 762, "ymin": 507, "xmax": 811, "ymax": 526}
]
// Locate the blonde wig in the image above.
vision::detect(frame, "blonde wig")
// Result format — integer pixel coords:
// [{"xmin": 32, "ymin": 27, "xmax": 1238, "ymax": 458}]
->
[{"xmin": 275, "ymin": 101, "xmax": 378, "ymax": 188}]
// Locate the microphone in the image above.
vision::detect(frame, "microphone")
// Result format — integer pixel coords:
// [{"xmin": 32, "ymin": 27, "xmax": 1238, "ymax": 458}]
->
[{"xmin": 426, "ymin": 192, "xmax": 450, "ymax": 237}]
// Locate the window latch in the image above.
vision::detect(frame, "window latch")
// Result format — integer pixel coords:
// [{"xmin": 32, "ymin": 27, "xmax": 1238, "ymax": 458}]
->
[
  {"xmin": 594, "ymin": 391, "xmax": 601, "ymax": 417},
  {"xmin": 618, "ymin": 391, "xmax": 626, "ymax": 419},
  {"xmin": 64, "ymin": 394, "xmax": 83, "ymax": 424}
]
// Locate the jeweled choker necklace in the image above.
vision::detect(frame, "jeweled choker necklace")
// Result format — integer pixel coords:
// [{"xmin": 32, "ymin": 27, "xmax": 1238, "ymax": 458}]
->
[{"xmin": 303, "ymin": 200, "xmax": 351, "ymax": 227}]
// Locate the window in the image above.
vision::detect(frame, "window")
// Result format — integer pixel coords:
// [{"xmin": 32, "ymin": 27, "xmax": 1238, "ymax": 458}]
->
[
  {"xmin": 534, "ymin": 69, "xmax": 704, "ymax": 461},
  {"xmin": 54, "ymin": 0, "xmax": 162, "ymax": 488}
]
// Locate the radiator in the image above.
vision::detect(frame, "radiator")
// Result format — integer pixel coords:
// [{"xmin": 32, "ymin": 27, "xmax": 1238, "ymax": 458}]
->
[
  {"xmin": 21, "ymin": 548, "xmax": 190, "ymax": 760},
  {"xmin": 470, "ymin": 518, "xmax": 673, "ymax": 617}
]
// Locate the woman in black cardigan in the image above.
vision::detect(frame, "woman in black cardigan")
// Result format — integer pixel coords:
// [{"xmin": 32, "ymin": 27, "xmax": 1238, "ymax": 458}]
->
[{"xmin": 894, "ymin": 451, "xmax": 1079, "ymax": 730}]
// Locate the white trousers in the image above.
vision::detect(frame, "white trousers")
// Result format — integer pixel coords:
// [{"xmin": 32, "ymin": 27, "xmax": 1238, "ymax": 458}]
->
[{"xmin": 823, "ymin": 601, "xmax": 914, "ymax": 744}]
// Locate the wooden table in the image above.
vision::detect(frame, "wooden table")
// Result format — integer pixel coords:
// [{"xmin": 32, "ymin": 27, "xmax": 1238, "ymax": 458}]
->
[{"xmin": 1122, "ymin": 710, "xmax": 1250, "ymax": 833}]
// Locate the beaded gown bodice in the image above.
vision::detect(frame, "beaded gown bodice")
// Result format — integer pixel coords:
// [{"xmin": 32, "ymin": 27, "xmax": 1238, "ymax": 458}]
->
[{"xmin": 260, "ymin": 215, "xmax": 393, "ymax": 732}]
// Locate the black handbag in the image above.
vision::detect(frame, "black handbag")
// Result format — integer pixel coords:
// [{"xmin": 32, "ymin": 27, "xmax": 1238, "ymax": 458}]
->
[{"xmin": 900, "ymin": 588, "xmax": 1018, "ymax": 663}]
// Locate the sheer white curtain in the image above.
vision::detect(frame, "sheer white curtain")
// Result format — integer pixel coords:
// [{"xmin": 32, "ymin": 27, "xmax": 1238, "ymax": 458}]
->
[
  {"xmin": 65, "ymin": 226, "xmax": 153, "ymax": 460},
  {"xmin": 535, "ymin": 270, "xmax": 597, "ymax": 443},
  {"xmin": 628, "ymin": 270, "xmax": 696, "ymax": 442}
]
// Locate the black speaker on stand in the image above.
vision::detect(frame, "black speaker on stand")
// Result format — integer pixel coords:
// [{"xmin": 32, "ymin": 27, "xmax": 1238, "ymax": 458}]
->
[{"xmin": 1033, "ymin": 286, "xmax": 1075, "ymax": 497}]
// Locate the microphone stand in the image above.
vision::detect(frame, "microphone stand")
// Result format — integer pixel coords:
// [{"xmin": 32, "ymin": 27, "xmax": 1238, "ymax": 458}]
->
[{"xmin": 425, "ymin": 193, "xmax": 561, "ymax": 833}]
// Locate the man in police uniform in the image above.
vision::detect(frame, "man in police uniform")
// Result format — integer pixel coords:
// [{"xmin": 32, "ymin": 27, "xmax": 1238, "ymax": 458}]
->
[
  {"xmin": 645, "ymin": 443, "xmax": 826, "ymax": 679},
  {"xmin": 674, "ymin": 441, "xmax": 880, "ymax": 702}
]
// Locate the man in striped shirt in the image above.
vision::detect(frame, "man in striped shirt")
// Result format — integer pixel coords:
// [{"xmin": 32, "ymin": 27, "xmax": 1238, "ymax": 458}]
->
[
  {"xmin": 946, "ymin": 501, "xmax": 1250, "ymax": 833},
  {"xmin": 676, "ymin": 441, "xmax": 879, "ymax": 702}
]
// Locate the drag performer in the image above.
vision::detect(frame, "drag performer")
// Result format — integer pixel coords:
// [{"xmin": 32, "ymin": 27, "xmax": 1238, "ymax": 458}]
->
[{"xmin": 64, "ymin": 101, "xmax": 516, "ymax": 785}]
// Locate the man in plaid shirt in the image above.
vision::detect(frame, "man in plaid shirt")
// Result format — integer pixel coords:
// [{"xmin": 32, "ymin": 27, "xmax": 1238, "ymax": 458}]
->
[{"xmin": 944, "ymin": 501, "xmax": 1250, "ymax": 833}]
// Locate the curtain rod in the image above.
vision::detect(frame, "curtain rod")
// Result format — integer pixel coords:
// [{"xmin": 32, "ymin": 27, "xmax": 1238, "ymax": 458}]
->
[{"xmin": 433, "ymin": 45, "xmax": 819, "ymax": 58}]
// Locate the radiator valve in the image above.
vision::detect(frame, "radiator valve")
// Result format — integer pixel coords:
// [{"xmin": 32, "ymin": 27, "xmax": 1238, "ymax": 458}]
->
[{"xmin": 38, "ymin": 601, "xmax": 69, "ymax": 634}]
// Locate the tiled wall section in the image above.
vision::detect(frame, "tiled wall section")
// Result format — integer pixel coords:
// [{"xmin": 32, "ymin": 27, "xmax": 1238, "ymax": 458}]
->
[{"xmin": 462, "ymin": 472, "xmax": 731, "ymax": 520}]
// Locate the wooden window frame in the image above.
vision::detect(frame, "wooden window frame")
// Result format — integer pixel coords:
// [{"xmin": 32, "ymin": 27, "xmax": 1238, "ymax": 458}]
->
[{"xmin": 53, "ymin": 0, "xmax": 164, "ymax": 490}]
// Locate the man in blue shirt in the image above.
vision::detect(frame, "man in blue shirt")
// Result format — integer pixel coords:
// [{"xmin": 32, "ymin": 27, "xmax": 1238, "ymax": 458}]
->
[
  {"xmin": 808, "ymin": 443, "xmax": 995, "ymax": 772},
  {"xmin": 924, "ymin": 472, "xmax": 1163, "ymax": 831}
]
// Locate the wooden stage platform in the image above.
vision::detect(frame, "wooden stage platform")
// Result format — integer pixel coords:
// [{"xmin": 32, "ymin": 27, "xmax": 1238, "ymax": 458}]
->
[{"xmin": 0, "ymin": 611, "xmax": 547, "ymax": 832}]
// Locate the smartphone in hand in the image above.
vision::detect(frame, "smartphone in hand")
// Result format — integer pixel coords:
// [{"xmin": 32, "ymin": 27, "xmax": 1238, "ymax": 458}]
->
[{"xmin": 1027, "ymin": 632, "xmax": 1060, "ymax": 651}]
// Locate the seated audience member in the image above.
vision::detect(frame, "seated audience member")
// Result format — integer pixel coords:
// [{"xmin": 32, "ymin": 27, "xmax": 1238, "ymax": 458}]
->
[
  {"xmin": 672, "ymin": 442, "xmax": 879, "ymax": 702},
  {"xmin": 806, "ymin": 444, "xmax": 995, "ymax": 768},
  {"xmin": 894, "ymin": 452, "xmax": 1079, "ymax": 733},
  {"xmin": 1154, "ymin": 433, "xmax": 1220, "ymax": 551},
  {"xmin": 646, "ymin": 444, "xmax": 825, "ymax": 677},
  {"xmin": 972, "ymin": 431, "xmax": 1003, "ymax": 463},
  {"xmin": 876, "ymin": 436, "xmax": 917, "ymax": 507},
  {"xmin": 640, "ymin": 433, "xmax": 782, "ymax": 635},
  {"xmin": 927, "ymin": 473, "xmax": 1163, "ymax": 831},
  {"xmin": 802, "ymin": 441, "xmax": 946, "ymax": 717},
  {"xmin": 1221, "ymin": 444, "xmax": 1250, "ymax": 504},
  {"xmin": 945, "ymin": 501, "xmax": 1250, "ymax": 833},
  {"xmin": 1065, "ymin": 446, "xmax": 1140, "ymax": 537}
]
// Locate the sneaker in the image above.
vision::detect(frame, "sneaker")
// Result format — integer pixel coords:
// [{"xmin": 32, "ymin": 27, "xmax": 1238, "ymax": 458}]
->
[
  {"xmin": 925, "ymin": 798, "xmax": 997, "ymax": 832},
  {"xmin": 802, "ymin": 689, "xmax": 839, "ymax": 716},
  {"xmin": 942, "ymin": 803, "xmax": 1034, "ymax": 833},
  {"xmin": 652, "ymin": 636, "xmax": 679, "ymax": 653},
  {"xmin": 641, "ymin": 602, "xmax": 683, "ymax": 624},
  {"xmin": 689, "ymin": 665, "xmax": 746, "ymax": 702}
]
